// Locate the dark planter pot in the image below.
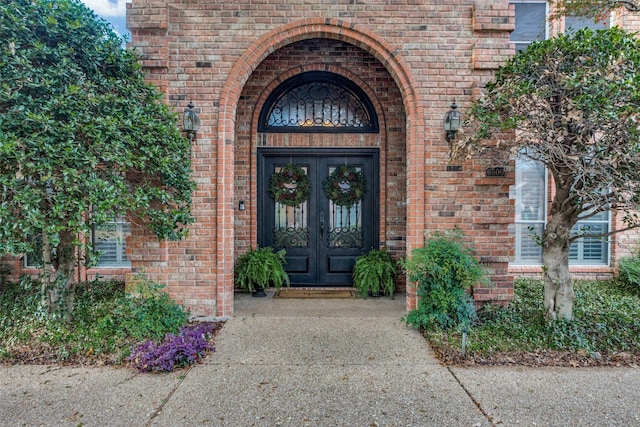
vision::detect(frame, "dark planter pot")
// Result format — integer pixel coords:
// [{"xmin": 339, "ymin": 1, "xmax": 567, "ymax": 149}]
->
[{"xmin": 252, "ymin": 287, "xmax": 267, "ymax": 297}]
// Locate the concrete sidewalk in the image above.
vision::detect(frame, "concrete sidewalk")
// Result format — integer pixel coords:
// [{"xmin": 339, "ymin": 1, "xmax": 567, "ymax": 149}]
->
[{"xmin": 1, "ymin": 292, "xmax": 639, "ymax": 426}]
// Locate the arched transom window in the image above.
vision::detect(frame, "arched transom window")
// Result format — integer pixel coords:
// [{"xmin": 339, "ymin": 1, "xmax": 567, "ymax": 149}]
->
[{"xmin": 258, "ymin": 71, "xmax": 379, "ymax": 133}]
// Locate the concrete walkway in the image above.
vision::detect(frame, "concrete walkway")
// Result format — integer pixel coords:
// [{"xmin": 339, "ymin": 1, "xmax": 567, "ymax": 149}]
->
[{"xmin": 1, "ymin": 292, "xmax": 639, "ymax": 426}]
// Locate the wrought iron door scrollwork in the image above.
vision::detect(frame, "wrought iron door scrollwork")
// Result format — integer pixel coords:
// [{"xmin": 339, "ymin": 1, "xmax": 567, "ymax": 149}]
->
[{"xmin": 272, "ymin": 226, "xmax": 310, "ymax": 248}]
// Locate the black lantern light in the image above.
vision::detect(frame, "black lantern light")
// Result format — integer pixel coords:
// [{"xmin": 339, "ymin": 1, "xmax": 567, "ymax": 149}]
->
[
  {"xmin": 183, "ymin": 101, "xmax": 200, "ymax": 142},
  {"xmin": 444, "ymin": 101, "xmax": 461, "ymax": 142}
]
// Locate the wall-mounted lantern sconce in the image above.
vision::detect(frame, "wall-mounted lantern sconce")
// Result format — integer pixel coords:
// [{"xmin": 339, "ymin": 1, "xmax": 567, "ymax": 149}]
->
[
  {"xmin": 239, "ymin": 200, "xmax": 246, "ymax": 211},
  {"xmin": 183, "ymin": 101, "xmax": 200, "ymax": 142},
  {"xmin": 444, "ymin": 101, "xmax": 461, "ymax": 142}
]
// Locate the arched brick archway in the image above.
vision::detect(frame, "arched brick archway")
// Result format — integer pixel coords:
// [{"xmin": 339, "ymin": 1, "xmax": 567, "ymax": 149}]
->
[{"xmin": 217, "ymin": 18, "xmax": 424, "ymax": 316}]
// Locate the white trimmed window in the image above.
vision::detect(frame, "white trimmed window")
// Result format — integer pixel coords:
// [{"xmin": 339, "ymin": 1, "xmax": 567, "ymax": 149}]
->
[
  {"xmin": 513, "ymin": 157, "xmax": 611, "ymax": 266},
  {"xmin": 570, "ymin": 211, "xmax": 610, "ymax": 265},
  {"xmin": 511, "ymin": 3, "xmax": 549, "ymax": 264},
  {"xmin": 513, "ymin": 157, "xmax": 547, "ymax": 264},
  {"xmin": 23, "ymin": 216, "xmax": 131, "ymax": 268},
  {"xmin": 23, "ymin": 234, "xmax": 44, "ymax": 268},
  {"xmin": 93, "ymin": 215, "xmax": 131, "ymax": 267},
  {"xmin": 510, "ymin": 1, "xmax": 548, "ymax": 52},
  {"xmin": 565, "ymin": 15, "xmax": 610, "ymax": 34}
]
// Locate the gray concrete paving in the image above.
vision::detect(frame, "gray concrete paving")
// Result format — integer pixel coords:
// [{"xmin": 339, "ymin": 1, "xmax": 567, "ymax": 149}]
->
[
  {"xmin": 1, "ymin": 291, "xmax": 639, "ymax": 426},
  {"xmin": 0, "ymin": 364, "xmax": 184, "ymax": 426},
  {"xmin": 449, "ymin": 366, "xmax": 640, "ymax": 426},
  {"xmin": 155, "ymin": 293, "xmax": 486, "ymax": 427}
]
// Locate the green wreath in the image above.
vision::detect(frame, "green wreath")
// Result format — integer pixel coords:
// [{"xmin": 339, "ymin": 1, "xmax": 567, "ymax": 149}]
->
[
  {"xmin": 269, "ymin": 164, "xmax": 311, "ymax": 207},
  {"xmin": 322, "ymin": 164, "xmax": 366, "ymax": 208}
]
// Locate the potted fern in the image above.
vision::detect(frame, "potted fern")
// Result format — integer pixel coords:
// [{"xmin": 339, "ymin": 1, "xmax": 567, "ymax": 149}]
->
[
  {"xmin": 353, "ymin": 249, "xmax": 397, "ymax": 299},
  {"xmin": 235, "ymin": 246, "xmax": 290, "ymax": 297}
]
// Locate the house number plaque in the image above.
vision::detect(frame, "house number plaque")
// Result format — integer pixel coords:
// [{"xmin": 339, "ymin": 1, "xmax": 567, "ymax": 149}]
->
[{"xmin": 485, "ymin": 167, "xmax": 505, "ymax": 177}]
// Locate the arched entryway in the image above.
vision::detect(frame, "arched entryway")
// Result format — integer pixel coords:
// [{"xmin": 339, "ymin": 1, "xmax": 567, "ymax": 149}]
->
[
  {"xmin": 253, "ymin": 69, "xmax": 383, "ymax": 286},
  {"xmin": 217, "ymin": 19, "xmax": 424, "ymax": 316}
]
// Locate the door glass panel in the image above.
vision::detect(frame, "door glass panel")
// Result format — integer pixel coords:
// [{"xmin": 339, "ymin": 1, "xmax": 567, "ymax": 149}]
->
[
  {"xmin": 272, "ymin": 166, "xmax": 309, "ymax": 248},
  {"xmin": 327, "ymin": 165, "xmax": 364, "ymax": 248}
]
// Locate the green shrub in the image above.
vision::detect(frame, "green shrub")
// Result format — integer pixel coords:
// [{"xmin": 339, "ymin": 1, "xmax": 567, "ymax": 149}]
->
[
  {"xmin": 1, "ymin": 278, "xmax": 127, "ymax": 361},
  {"xmin": 96, "ymin": 277, "xmax": 189, "ymax": 343},
  {"xmin": 617, "ymin": 256, "xmax": 640, "ymax": 296},
  {"xmin": 402, "ymin": 229, "xmax": 486, "ymax": 331},
  {"xmin": 0, "ymin": 276, "xmax": 42, "ymax": 350},
  {"xmin": 453, "ymin": 279, "xmax": 640, "ymax": 356},
  {"xmin": 235, "ymin": 246, "xmax": 290, "ymax": 293},
  {"xmin": 353, "ymin": 249, "xmax": 397, "ymax": 299},
  {"xmin": 1, "ymin": 277, "xmax": 191, "ymax": 363}
]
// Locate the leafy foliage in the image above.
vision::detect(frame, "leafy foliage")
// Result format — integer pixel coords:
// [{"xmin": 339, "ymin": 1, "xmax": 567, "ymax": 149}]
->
[
  {"xmin": 617, "ymin": 256, "xmax": 640, "ymax": 296},
  {"xmin": 0, "ymin": 0, "xmax": 195, "ymax": 318},
  {"xmin": 2, "ymin": 278, "xmax": 122, "ymax": 361},
  {"xmin": 402, "ymin": 230, "xmax": 485, "ymax": 331},
  {"xmin": 127, "ymin": 323, "xmax": 216, "ymax": 373},
  {"xmin": 456, "ymin": 27, "xmax": 640, "ymax": 204},
  {"xmin": 352, "ymin": 249, "xmax": 397, "ymax": 298},
  {"xmin": 0, "ymin": 278, "xmax": 194, "ymax": 363},
  {"xmin": 549, "ymin": 0, "xmax": 639, "ymax": 20},
  {"xmin": 429, "ymin": 279, "xmax": 640, "ymax": 361},
  {"xmin": 96, "ymin": 277, "xmax": 189, "ymax": 343},
  {"xmin": 234, "ymin": 247, "xmax": 290, "ymax": 293},
  {"xmin": 453, "ymin": 27, "xmax": 640, "ymax": 319}
]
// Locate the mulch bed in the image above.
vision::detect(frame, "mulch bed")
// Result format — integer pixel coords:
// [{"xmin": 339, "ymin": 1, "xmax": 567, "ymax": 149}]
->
[
  {"xmin": 430, "ymin": 341, "xmax": 640, "ymax": 368},
  {"xmin": 3, "ymin": 321, "xmax": 639, "ymax": 368},
  {"xmin": 1, "ymin": 321, "xmax": 225, "ymax": 367}
]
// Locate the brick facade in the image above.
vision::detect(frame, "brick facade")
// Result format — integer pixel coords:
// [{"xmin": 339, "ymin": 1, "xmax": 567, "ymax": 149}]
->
[
  {"xmin": 4, "ymin": 1, "xmax": 637, "ymax": 317},
  {"xmin": 119, "ymin": 0, "xmax": 517, "ymax": 317}
]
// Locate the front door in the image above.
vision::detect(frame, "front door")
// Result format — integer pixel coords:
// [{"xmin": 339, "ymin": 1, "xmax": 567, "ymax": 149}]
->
[{"xmin": 258, "ymin": 148, "xmax": 379, "ymax": 286}]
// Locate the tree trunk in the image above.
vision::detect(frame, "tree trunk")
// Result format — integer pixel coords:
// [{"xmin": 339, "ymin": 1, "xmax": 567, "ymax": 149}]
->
[
  {"xmin": 56, "ymin": 230, "xmax": 77, "ymax": 322},
  {"xmin": 542, "ymin": 216, "xmax": 575, "ymax": 320},
  {"xmin": 40, "ymin": 230, "xmax": 77, "ymax": 322},
  {"xmin": 41, "ymin": 232, "xmax": 57, "ymax": 313}
]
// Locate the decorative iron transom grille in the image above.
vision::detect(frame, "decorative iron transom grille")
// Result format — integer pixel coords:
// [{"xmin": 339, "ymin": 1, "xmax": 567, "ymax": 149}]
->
[{"xmin": 259, "ymin": 71, "xmax": 379, "ymax": 133}]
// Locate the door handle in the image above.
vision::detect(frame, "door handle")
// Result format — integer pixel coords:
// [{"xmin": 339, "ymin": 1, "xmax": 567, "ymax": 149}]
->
[{"xmin": 320, "ymin": 211, "xmax": 325, "ymax": 239}]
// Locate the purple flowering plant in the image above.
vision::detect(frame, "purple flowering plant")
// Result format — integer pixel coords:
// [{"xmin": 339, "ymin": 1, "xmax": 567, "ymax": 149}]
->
[{"xmin": 127, "ymin": 322, "xmax": 217, "ymax": 373}]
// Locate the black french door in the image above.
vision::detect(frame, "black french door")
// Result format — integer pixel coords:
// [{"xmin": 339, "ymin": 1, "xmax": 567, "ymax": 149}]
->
[{"xmin": 258, "ymin": 148, "xmax": 379, "ymax": 286}]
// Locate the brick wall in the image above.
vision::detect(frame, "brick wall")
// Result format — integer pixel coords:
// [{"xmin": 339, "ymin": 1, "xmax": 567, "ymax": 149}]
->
[
  {"xmin": 123, "ymin": 0, "xmax": 518, "ymax": 316},
  {"xmin": 4, "ymin": 1, "xmax": 638, "ymax": 315}
]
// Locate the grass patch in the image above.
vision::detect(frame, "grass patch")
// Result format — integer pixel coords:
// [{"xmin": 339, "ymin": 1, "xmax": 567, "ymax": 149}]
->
[
  {"xmin": 0, "ymin": 278, "xmax": 222, "ymax": 366},
  {"xmin": 425, "ymin": 279, "xmax": 640, "ymax": 366}
]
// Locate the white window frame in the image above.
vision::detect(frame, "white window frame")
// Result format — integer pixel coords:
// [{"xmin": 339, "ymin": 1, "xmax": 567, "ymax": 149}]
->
[
  {"xmin": 513, "ymin": 156, "xmax": 547, "ymax": 265},
  {"xmin": 509, "ymin": 2, "xmax": 612, "ymax": 267},
  {"xmin": 23, "ymin": 233, "xmax": 44, "ymax": 268},
  {"xmin": 565, "ymin": 14, "xmax": 610, "ymax": 34},
  {"xmin": 512, "ymin": 158, "xmax": 611, "ymax": 266},
  {"xmin": 510, "ymin": 1, "xmax": 549, "ymax": 52},
  {"xmin": 23, "ymin": 215, "xmax": 131, "ymax": 268},
  {"xmin": 570, "ymin": 211, "xmax": 611, "ymax": 266},
  {"xmin": 92, "ymin": 215, "xmax": 131, "ymax": 268}
]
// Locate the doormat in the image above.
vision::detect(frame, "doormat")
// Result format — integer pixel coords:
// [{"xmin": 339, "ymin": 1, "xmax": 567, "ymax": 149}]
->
[{"xmin": 274, "ymin": 288, "xmax": 356, "ymax": 299}]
